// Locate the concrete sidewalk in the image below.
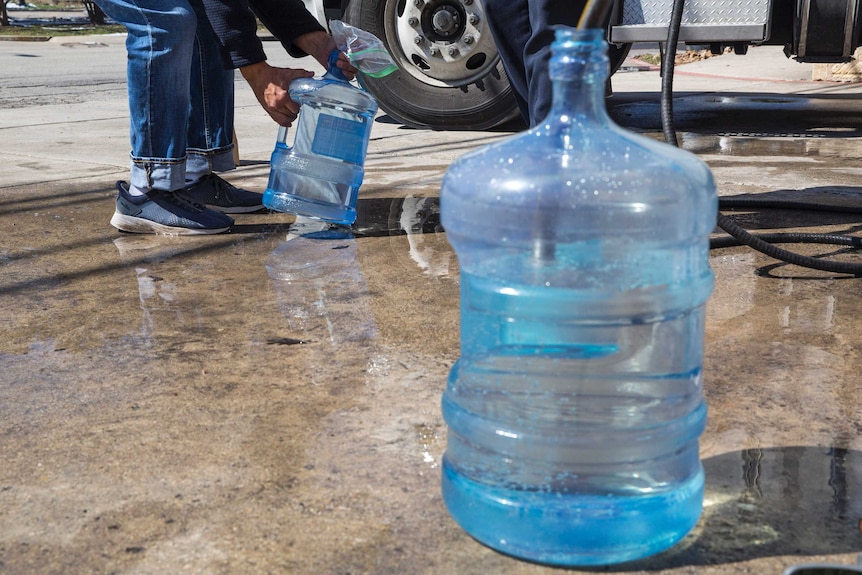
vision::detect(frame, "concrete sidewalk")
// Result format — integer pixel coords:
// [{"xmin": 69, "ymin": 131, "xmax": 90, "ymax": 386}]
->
[
  {"xmin": 2, "ymin": 32, "xmax": 862, "ymax": 575},
  {"xmin": 1, "ymin": 35, "xmax": 856, "ymax": 192}
]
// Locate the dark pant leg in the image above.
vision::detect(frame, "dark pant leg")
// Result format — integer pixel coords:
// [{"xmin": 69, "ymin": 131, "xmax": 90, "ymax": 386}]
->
[
  {"xmin": 524, "ymin": 1, "xmax": 585, "ymax": 125},
  {"xmin": 484, "ymin": 0, "xmax": 587, "ymax": 126},
  {"xmin": 483, "ymin": 0, "xmax": 531, "ymax": 124}
]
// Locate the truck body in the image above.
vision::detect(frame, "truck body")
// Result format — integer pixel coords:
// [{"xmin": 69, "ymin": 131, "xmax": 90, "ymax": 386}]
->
[{"xmin": 302, "ymin": 0, "xmax": 861, "ymax": 129}]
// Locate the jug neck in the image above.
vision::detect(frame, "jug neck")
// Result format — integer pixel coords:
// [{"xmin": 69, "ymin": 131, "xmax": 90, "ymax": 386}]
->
[
  {"xmin": 545, "ymin": 27, "xmax": 611, "ymax": 127},
  {"xmin": 324, "ymin": 49, "xmax": 350, "ymax": 83}
]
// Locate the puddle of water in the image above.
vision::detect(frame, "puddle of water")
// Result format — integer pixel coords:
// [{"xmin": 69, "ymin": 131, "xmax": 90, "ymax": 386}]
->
[
  {"xmin": 700, "ymin": 447, "xmax": 862, "ymax": 551},
  {"xmin": 598, "ymin": 447, "xmax": 862, "ymax": 570},
  {"xmin": 681, "ymin": 132, "xmax": 862, "ymax": 157},
  {"xmin": 350, "ymin": 196, "xmax": 453, "ymax": 278},
  {"xmin": 609, "ymin": 94, "xmax": 862, "ymax": 150},
  {"xmin": 266, "ymin": 218, "xmax": 377, "ymax": 346},
  {"xmin": 353, "ymin": 196, "xmax": 442, "ymax": 238}
]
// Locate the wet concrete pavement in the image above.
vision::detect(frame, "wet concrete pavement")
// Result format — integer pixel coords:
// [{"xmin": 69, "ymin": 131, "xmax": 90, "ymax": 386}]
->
[{"xmin": 2, "ymin": 30, "xmax": 862, "ymax": 574}]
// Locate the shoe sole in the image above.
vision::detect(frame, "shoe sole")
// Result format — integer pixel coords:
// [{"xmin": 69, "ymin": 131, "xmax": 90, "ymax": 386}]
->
[
  {"xmin": 206, "ymin": 203, "xmax": 265, "ymax": 214},
  {"xmin": 110, "ymin": 212, "xmax": 230, "ymax": 235}
]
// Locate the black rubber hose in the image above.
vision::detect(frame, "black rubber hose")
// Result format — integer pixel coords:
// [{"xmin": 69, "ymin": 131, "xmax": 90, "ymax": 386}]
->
[
  {"xmin": 713, "ymin": 214, "xmax": 862, "ymax": 276},
  {"xmin": 710, "ymin": 230, "xmax": 862, "ymax": 249},
  {"xmin": 718, "ymin": 196, "xmax": 862, "ymax": 215},
  {"xmin": 660, "ymin": 0, "xmax": 862, "ymax": 275},
  {"xmin": 660, "ymin": 0, "xmax": 686, "ymax": 147}
]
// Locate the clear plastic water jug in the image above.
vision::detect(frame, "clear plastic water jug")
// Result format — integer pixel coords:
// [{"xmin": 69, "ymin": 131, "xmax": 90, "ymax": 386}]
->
[
  {"xmin": 439, "ymin": 27, "xmax": 718, "ymax": 566},
  {"xmin": 263, "ymin": 50, "xmax": 378, "ymax": 226}
]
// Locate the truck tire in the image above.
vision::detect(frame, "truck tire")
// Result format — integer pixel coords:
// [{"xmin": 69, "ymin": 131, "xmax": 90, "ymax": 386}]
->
[{"xmin": 344, "ymin": 0, "xmax": 520, "ymax": 130}]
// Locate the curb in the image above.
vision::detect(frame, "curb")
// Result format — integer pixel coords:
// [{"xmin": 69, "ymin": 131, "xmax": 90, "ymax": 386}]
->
[
  {"xmin": 0, "ymin": 35, "xmax": 52, "ymax": 41},
  {"xmin": 619, "ymin": 57, "xmax": 660, "ymax": 72}
]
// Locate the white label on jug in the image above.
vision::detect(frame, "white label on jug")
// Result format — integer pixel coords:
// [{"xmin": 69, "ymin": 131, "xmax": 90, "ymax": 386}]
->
[{"xmin": 312, "ymin": 113, "xmax": 365, "ymax": 164}]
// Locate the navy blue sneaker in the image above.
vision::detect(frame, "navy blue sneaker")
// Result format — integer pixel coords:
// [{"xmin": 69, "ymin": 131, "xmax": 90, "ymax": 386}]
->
[
  {"xmin": 184, "ymin": 174, "xmax": 264, "ymax": 213},
  {"xmin": 110, "ymin": 181, "xmax": 233, "ymax": 235}
]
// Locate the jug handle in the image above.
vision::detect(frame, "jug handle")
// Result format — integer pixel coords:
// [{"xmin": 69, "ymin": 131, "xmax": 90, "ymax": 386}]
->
[{"xmin": 277, "ymin": 125, "xmax": 290, "ymax": 147}]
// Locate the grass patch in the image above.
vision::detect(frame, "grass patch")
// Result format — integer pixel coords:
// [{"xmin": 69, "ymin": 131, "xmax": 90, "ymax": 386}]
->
[
  {"xmin": 632, "ymin": 50, "xmax": 720, "ymax": 67},
  {"xmin": 637, "ymin": 53, "xmax": 662, "ymax": 66},
  {"xmin": 0, "ymin": 23, "xmax": 125, "ymax": 36}
]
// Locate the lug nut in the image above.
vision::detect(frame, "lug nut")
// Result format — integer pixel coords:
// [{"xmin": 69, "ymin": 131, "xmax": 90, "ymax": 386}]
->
[
  {"xmin": 448, "ymin": 46, "xmax": 458, "ymax": 56},
  {"xmin": 414, "ymin": 35, "xmax": 423, "ymax": 44},
  {"xmin": 432, "ymin": 9, "xmax": 459, "ymax": 34},
  {"xmin": 430, "ymin": 47, "xmax": 440, "ymax": 56},
  {"xmin": 469, "ymin": 13, "xmax": 479, "ymax": 25},
  {"xmin": 463, "ymin": 35, "xmax": 474, "ymax": 44},
  {"xmin": 408, "ymin": 17, "xmax": 419, "ymax": 27}
]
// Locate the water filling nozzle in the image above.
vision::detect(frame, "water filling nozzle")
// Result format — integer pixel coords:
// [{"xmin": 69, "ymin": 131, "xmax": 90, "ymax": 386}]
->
[
  {"xmin": 532, "ymin": 0, "xmax": 612, "ymax": 265},
  {"xmin": 577, "ymin": 0, "xmax": 613, "ymax": 29}
]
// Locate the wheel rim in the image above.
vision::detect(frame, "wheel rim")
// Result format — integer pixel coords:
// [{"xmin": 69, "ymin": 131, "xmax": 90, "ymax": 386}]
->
[{"xmin": 385, "ymin": 0, "xmax": 501, "ymax": 88}]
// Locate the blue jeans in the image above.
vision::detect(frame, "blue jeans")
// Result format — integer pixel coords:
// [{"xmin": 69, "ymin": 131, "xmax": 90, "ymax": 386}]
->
[{"xmin": 95, "ymin": 0, "xmax": 236, "ymax": 191}]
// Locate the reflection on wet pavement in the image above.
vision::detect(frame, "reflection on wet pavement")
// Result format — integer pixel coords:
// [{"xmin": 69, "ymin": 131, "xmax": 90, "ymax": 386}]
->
[
  {"xmin": 609, "ymin": 93, "xmax": 862, "ymax": 140},
  {"xmin": 683, "ymin": 133, "xmax": 862, "ymax": 158},
  {"xmin": 609, "ymin": 447, "xmax": 862, "ymax": 570}
]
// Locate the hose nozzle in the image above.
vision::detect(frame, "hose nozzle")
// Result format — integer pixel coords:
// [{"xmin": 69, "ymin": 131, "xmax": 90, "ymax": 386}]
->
[{"xmin": 577, "ymin": 0, "xmax": 613, "ymax": 29}]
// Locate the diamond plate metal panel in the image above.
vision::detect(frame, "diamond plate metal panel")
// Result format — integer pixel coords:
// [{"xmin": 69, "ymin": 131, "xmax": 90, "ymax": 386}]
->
[{"xmin": 621, "ymin": 0, "xmax": 772, "ymax": 26}]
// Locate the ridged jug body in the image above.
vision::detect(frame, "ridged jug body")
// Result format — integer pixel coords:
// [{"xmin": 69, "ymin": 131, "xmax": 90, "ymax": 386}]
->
[{"xmin": 439, "ymin": 27, "xmax": 718, "ymax": 566}]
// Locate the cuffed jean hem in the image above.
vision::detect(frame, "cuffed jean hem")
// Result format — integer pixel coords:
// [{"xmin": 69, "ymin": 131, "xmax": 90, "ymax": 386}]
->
[
  {"xmin": 187, "ymin": 145, "xmax": 236, "ymax": 174},
  {"xmin": 129, "ymin": 145, "xmax": 235, "ymax": 191},
  {"xmin": 130, "ymin": 156, "xmax": 187, "ymax": 192}
]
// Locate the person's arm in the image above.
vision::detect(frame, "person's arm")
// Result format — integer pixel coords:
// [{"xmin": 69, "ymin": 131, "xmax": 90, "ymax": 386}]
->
[
  {"xmin": 200, "ymin": 0, "xmax": 317, "ymax": 126},
  {"xmin": 249, "ymin": 0, "xmax": 327, "ymax": 60},
  {"xmin": 201, "ymin": 0, "xmax": 355, "ymax": 125},
  {"xmin": 250, "ymin": 1, "xmax": 356, "ymax": 76},
  {"xmin": 201, "ymin": 0, "xmax": 325, "ymax": 68}
]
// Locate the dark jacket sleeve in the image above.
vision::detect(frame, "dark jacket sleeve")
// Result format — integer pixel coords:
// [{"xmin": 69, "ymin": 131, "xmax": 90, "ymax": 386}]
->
[{"xmin": 201, "ymin": 0, "xmax": 326, "ymax": 69}]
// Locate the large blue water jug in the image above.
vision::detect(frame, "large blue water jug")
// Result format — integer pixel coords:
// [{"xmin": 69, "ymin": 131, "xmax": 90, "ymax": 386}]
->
[
  {"xmin": 439, "ymin": 27, "xmax": 718, "ymax": 566},
  {"xmin": 263, "ymin": 50, "xmax": 378, "ymax": 226}
]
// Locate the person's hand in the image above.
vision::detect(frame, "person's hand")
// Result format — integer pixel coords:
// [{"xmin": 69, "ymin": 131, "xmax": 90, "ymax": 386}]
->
[
  {"xmin": 240, "ymin": 61, "xmax": 315, "ymax": 126},
  {"xmin": 333, "ymin": 51, "xmax": 358, "ymax": 80},
  {"xmin": 294, "ymin": 30, "xmax": 358, "ymax": 80}
]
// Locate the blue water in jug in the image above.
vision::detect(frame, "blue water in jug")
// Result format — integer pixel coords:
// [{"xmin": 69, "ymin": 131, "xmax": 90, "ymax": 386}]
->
[
  {"xmin": 263, "ymin": 51, "xmax": 378, "ymax": 226},
  {"xmin": 439, "ymin": 27, "xmax": 718, "ymax": 566}
]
